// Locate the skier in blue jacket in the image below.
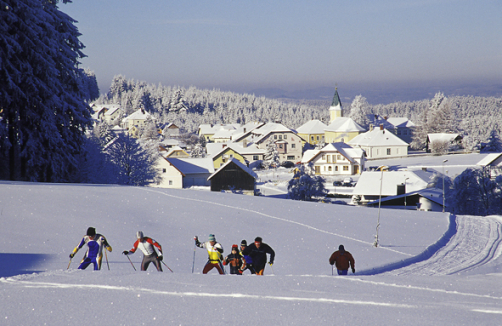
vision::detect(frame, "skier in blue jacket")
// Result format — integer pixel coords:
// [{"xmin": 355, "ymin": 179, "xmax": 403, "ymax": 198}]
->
[{"xmin": 70, "ymin": 227, "xmax": 110, "ymax": 271}]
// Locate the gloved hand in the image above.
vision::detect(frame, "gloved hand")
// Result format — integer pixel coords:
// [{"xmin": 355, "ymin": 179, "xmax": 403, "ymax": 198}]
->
[
  {"xmin": 269, "ymin": 262, "xmax": 273, "ymax": 266},
  {"xmin": 194, "ymin": 236, "xmax": 200, "ymax": 246},
  {"xmin": 222, "ymin": 259, "xmax": 227, "ymax": 266},
  {"xmin": 122, "ymin": 250, "xmax": 129, "ymax": 255},
  {"xmin": 352, "ymin": 268, "xmax": 355, "ymax": 274},
  {"xmin": 157, "ymin": 255, "xmax": 163, "ymax": 261},
  {"xmin": 107, "ymin": 246, "xmax": 112, "ymax": 252},
  {"xmin": 69, "ymin": 253, "xmax": 75, "ymax": 259}
]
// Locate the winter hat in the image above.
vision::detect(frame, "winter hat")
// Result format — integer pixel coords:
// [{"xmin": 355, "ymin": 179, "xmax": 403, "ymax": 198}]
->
[
  {"xmin": 339, "ymin": 245, "xmax": 345, "ymax": 252},
  {"xmin": 254, "ymin": 237, "xmax": 262, "ymax": 243},
  {"xmin": 240, "ymin": 240, "xmax": 247, "ymax": 246},
  {"xmin": 137, "ymin": 231, "xmax": 144, "ymax": 239},
  {"xmin": 232, "ymin": 244, "xmax": 238, "ymax": 251},
  {"xmin": 208, "ymin": 234, "xmax": 216, "ymax": 242},
  {"xmin": 86, "ymin": 227, "xmax": 96, "ymax": 237}
]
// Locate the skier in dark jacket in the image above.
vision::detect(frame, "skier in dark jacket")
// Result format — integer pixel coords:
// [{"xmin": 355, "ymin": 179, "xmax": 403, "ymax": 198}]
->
[
  {"xmin": 223, "ymin": 244, "xmax": 246, "ymax": 275},
  {"xmin": 329, "ymin": 244, "xmax": 355, "ymax": 275},
  {"xmin": 242, "ymin": 237, "xmax": 275, "ymax": 275}
]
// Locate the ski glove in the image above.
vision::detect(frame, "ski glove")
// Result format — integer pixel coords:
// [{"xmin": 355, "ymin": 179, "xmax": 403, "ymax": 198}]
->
[
  {"xmin": 69, "ymin": 253, "xmax": 75, "ymax": 259},
  {"xmin": 158, "ymin": 255, "xmax": 163, "ymax": 261},
  {"xmin": 352, "ymin": 268, "xmax": 355, "ymax": 274},
  {"xmin": 106, "ymin": 246, "xmax": 113, "ymax": 252},
  {"xmin": 122, "ymin": 251, "xmax": 129, "ymax": 255}
]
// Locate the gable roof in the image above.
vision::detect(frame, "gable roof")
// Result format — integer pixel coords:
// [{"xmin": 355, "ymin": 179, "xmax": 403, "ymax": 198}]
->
[
  {"xmin": 206, "ymin": 143, "xmax": 265, "ymax": 157},
  {"xmin": 207, "ymin": 158, "xmax": 257, "ymax": 180},
  {"xmin": 302, "ymin": 142, "xmax": 364, "ymax": 164},
  {"xmin": 325, "ymin": 117, "xmax": 365, "ymax": 133},
  {"xmin": 427, "ymin": 133, "xmax": 462, "ymax": 143},
  {"xmin": 366, "ymin": 188, "xmax": 445, "ymax": 207},
  {"xmin": 165, "ymin": 157, "xmax": 214, "ymax": 176},
  {"xmin": 385, "ymin": 117, "xmax": 416, "ymax": 128},
  {"xmin": 123, "ymin": 109, "xmax": 152, "ymax": 121},
  {"xmin": 348, "ymin": 128, "xmax": 409, "ymax": 147},
  {"xmin": 296, "ymin": 119, "xmax": 328, "ymax": 134}
]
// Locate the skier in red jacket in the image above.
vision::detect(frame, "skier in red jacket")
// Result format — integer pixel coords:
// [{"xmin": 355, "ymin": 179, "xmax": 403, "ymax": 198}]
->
[{"xmin": 329, "ymin": 245, "xmax": 355, "ymax": 275}]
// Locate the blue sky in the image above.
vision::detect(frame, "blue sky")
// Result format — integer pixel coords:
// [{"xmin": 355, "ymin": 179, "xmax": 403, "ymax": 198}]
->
[{"xmin": 61, "ymin": 0, "xmax": 501, "ymax": 102}]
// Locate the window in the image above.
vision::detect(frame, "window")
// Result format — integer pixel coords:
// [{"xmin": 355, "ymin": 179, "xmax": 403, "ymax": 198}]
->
[
  {"xmin": 230, "ymin": 154, "xmax": 233, "ymax": 158},
  {"xmin": 335, "ymin": 166, "xmax": 338, "ymax": 171},
  {"xmin": 324, "ymin": 166, "xmax": 326, "ymax": 171},
  {"xmin": 169, "ymin": 180, "xmax": 173, "ymax": 185},
  {"xmin": 316, "ymin": 136, "xmax": 319, "ymax": 141},
  {"xmin": 311, "ymin": 136, "xmax": 315, "ymax": 141},
  {"xmin": 322, "ymin": 136, "xmax": 325, "ymax": 141},
  {"xmin": 397, "ymin": 130, "xmax": 402, "ymax": 135},
  {"xmin": 274, "ymin": 135, "xmax": 277, "ymax": 139},
  {"xmin": 279, "ymin": 135, "xmax": 283, "ymax": 140},
  {"xmin": 337, "ymin": 155, "xmax": 341, "ymax": 160},
  {"xmin": 332, "ymin": 155, "xmax": 336, "ymax": 162},
  {"xmin": 328, "ymin": 166, "xmax": 332, "ymax": 171},
  {"xmin": 315, "ymin": 166, "xmax": 320, "ymax": 174},
  {"xmin": 291, "ymin": 144, "xmax": 296, "ymax": 149},
  {"xmin": 253, "ymin": 155, "xmax": 259, "ymax": 160},
  {"xmin": 162, "ymin": 168, "xmax": 166, "ymax": 173},
  {"xmin": 322, "ymin": 155, "xmax": 325, "ymax": 160},
  {"xmin": 327, "ymin": 155, "xmax": 331, "ymax": 163},
  {"xmin": 387, "ymin": 148, "xmax": 391, "ymax": 155},
  {"xmin": 287, "ymin": 155, "xmax": 295, "ymax": 160},
  {"xmin": 279, "ymin": 144, "xmax": 283, "ymax": 149},
  {"xmin": 343, "ymin": 166, "xmax": 349, "ymax": 171}
]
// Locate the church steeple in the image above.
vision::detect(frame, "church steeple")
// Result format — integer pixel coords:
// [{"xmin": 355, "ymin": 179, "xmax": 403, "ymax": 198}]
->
[{"xmin": 329, "ymin": 87, "xmax": 343, "ymax": 123}]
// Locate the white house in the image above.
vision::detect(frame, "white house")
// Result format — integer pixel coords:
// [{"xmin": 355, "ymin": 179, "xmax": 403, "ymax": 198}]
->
[
  {"xmin": 348, "ymin": 125, "xmax": 409, "ymax": 159},
  {"xmin": 301, "ymin": 142, "xmax": 365, "ymax": 176},
  {"xmin": 426, "ymin": 133, "xmax": 463, "ymax": 153},
  {"xmin": 351, "ymin": 169, "xmax": 438, "ymax": 205},
  {"xmin": 121, "ymin": 109, "xmax": 155, "ymax": 138},
  {"xmin": 153, "ymin": 157, "xmax": 214, "ymax": 189}
]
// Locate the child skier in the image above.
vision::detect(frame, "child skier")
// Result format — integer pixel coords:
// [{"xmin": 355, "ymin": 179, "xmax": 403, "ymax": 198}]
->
[{"xmin": 223, "ymin": 244, "xmax": 246, "ymax": 275}]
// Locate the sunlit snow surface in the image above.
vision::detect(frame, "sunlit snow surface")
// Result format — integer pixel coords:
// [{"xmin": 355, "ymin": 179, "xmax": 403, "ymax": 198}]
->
[{"xmin": 1, "ymin": 181, "xmax": 501, "ymax": 325}]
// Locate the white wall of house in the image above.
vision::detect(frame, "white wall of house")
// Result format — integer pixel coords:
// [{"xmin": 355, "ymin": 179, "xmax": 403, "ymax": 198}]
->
[
  {"xmin": 152, "ymin": 158, "xmax": 183, "ymax": 188},
  {"xmin": 361, "ymin": 145, "xmax": 408, "ymax": 159}
]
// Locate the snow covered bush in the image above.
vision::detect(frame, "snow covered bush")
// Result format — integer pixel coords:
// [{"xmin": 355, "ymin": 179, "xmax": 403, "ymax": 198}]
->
[{"xmin": 287, "ymin": 166, "xmax": 327, "ymax": 201}]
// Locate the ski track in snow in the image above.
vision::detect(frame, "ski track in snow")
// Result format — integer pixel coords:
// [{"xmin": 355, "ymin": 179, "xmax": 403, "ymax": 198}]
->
[
  {"xmin": 142, "ymin": 188, "xmax": 413, "ymax": 257},
  {"xmin": 384, "ymin": 215, "xmax": 502, "ymax": 276}
]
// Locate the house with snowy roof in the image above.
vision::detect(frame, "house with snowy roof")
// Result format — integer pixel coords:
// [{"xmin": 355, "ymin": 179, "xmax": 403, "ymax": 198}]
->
[
  {"xmin": 239, "ymin": 122, "xmax": 305, "ymax": 164},
  {"xmin": 426, "ymin": 133, "xmax": 463, "ymax": 153},
  {"xmin": 198, "ymin": 124, "xmax": 241, "ymax": 142},
  {"xmin": 296, "ymin": 119, "xmax": 327, "ymax": 146},
  {"xmin": 208, "ymin": 158, "xmax": 257, "ymax": 194},
  {"xmin": 206, "ymin": 142, "xmax": 265, "ymax": 168},
  {"xmin": 348, "ymin": 125, "xmax": 409, "ymax": 159},
  {"xmin": 121, "ymin": 108, "xmax": 155, "ymax": 138},
  {"xmin": 90, "ymin": 104, "xmax": 122, "ymax": 125},
  {"xmin": 161, "ymin": 146, "xmax": 189, "ymax": 159},
  {"xmin": 351, "ymin": 169, "xmax": 438, "ymax": 206},
  {"xmin": 477, "ymin": 153, "xmax": 502, "ymax": 178},
  {"xmin": 153, "ymin": 157, "xmax": 214, "ymax": 188},
  {"xmin": 366, "ymin": 115, "xmax": 416, "ymax": 144},
  {"xmin": 324, "ymin": 89, "xmax": 366, "ymax": 143},
  {"xmin": 301, "ymin": 142, "xmax": 365, "ymax": 176}
]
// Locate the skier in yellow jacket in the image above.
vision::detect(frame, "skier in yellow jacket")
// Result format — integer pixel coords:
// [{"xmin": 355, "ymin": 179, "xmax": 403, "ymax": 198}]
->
[{"xmin": 195, "ymin": 234, "xmax": 224, "ymax": 274}]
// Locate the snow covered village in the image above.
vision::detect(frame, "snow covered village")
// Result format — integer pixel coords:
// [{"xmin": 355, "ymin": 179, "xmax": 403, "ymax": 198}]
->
[{"xmin": 1, "ymin": 1, "xmax": 502, "ymax": 326}]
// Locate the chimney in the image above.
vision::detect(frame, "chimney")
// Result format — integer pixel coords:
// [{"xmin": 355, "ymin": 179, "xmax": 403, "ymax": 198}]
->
[
  {"xmin": 243, "ymin": 128, "xmax": 247, "ymax": 133},
  {"xmin": 243, "ymin": 139, "xmax": 248, "ymax": 147},
  {"xmin": 379, "ymin": 124, "xmax": 384, "ymax": 130},
  {"xmin": 369, "ymin": 124, "xmax": 374, "ymax": 131}
]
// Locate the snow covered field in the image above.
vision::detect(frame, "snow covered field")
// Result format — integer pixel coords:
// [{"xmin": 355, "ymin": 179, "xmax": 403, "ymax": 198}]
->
[{"xmin": 1, "ymin": 181, "xmax": 501, "ymax": 325}]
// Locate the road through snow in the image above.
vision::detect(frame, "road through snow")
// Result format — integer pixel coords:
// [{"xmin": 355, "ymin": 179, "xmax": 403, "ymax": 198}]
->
[{"xmin": 385, "ymin": 215, "xmax": 502, "ymax": 276}]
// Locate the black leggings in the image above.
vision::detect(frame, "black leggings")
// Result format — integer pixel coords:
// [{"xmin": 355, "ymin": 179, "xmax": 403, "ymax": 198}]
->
[{"xmin": 141, "ymin": 254, "xmax": 162, "ymax": 271}]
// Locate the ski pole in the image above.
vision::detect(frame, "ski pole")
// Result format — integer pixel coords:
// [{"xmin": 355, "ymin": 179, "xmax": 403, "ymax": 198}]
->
[
  {"xmin": 67, "ymin": 258, "xmax": 72, "ymax": 270},
  {"xmin": 192, "ymin": 236, "xmax": 197, "ymax": 273},
  {"xmin": 269, "ymin": 263, "xmax": 275, "ymax": 275},
  {"xmin": 105, "ymin": 250, "xmax": 110, "ymax": 270},
  {"xmin": 161, "ymin": 260, "xmax": 174, "ymax": 273},
  {"xmin": 332, "ymin": 265, "xmax": 334, "ymax": 276},
  {"xmin": 126, "ymin": 255, "xmax": 136, "ymax": 271}
]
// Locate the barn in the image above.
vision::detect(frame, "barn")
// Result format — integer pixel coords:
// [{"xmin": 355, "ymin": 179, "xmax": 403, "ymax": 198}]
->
[{"xmin": 208, "ymin": 158, "xmax": 256, "ymax": 194}]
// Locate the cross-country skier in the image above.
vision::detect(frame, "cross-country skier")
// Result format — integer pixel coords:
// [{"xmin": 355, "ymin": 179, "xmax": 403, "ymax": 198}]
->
[
  {"xmin": 223, "ymin": 244, "xmax": 246, "ymax": 275},
  {"xmin": 239, "ymin": 240, "xmax": 255, "ymax": 274},
  {"xmin": 329, "ymin": 244, "xmax": 355, "ymax": 275},
  {"xmin": 122, "ymin": 231, "xmax": 163, "ymax": 272},
  {"xmin": 195, "ymin": 234, "xmax": 224, "ymax": 274},
  {"xmin": 69, "ymin": 227, "xmax": 111, "ymax": 271},
  {"xmin": 241, "ymin": 237, "xmax": 275, "ymax": 275}
]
